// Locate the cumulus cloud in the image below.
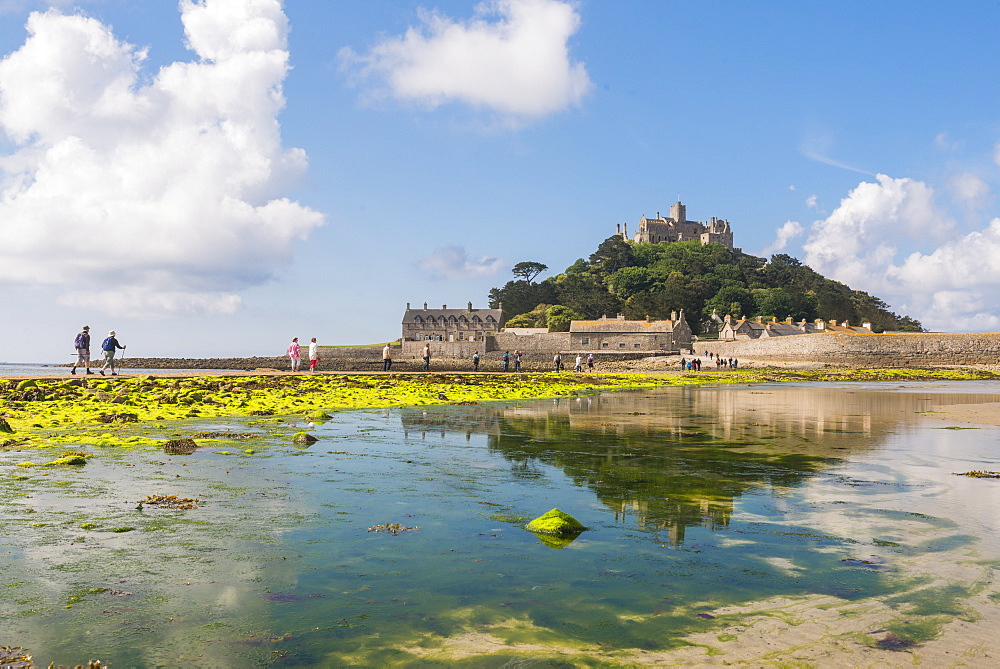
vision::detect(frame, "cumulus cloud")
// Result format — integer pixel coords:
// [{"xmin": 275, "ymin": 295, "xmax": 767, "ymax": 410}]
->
[
  {"xmin": 802, "ymin": 173, "xmax": 1000, "ymax": 332},
  {"xmin": 418, "ymin": 245, "xmax": 503, "ymax": 279},
  {"xmin": 805, "ymin": 194, "xmax": 818, "ymax": 208},
  {"xmin": 760, "ymin": 220, "xmax": 803, "ymax": 257},
  {"xmin": 949, "ymin": 172, "xmax": 989, "ymax": 209},
  {"xmin": 339, "ymin": 0, "xmax": 592, "ymax": 123},
  {"xmin": 0, "ymin": 0, "xmax": 324, "ymax": 317}
]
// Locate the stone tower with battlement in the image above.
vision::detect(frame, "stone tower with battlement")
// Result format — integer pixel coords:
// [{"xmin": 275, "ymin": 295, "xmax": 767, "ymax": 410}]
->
[{"xmin": 615, "ymin": 200, "xmax": 734, "ymax": 250}]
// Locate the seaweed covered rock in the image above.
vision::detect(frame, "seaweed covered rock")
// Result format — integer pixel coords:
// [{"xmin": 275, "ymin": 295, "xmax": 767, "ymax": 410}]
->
[
  {"xmin": 309, "ymin": 411, "xmax": 332, "ymax": 420},
  {"xmin": 292, "ymin": 432, "xmax": 317, "ymax": 444},
  {"xmin": 45, "ymin": 455, "xmax": 88, "ymax": 466},
  {"xmin": 0, "ymin": 417, "xmax": 13, "ymax": 434},
  {"xmin": 525, "ymin": 508, "xmax": 585, "ymax": 536},
  {"xmin": 163, "ymin": 438, "xmax": 198, "ymax": 455}
]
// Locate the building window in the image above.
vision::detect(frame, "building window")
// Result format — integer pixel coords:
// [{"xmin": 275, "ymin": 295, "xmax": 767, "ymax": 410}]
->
[
  {"xmin": 581, "ymin": 337, "xmax": 590, "ymax": 345},
  {"xmin": 602, "ymin": 342, "xmax": 609, "ymax": 348},
  {"xmin": 634, "ymin": 344, "xmax": 641, "ymax": 348},
  {"xmin": 619, "ymin": 343, "xmax": 625, "ymax": 348}
]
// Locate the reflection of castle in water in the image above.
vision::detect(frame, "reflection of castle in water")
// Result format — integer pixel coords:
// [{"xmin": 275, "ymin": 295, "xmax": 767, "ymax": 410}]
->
[{"xmin": 400, "ymin": 385, "xmax": 1000, "ymax": 545}]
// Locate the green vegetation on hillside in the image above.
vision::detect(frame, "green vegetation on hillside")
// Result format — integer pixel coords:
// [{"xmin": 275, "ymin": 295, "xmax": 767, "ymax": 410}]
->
[{"xmin": 488, "ymin": 237, "xmax": 923, "ymax": 334}]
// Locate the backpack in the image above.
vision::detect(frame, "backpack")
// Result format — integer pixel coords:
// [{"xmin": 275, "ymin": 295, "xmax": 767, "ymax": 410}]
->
[
  {"xmin": 102, "ymin": 337, "xmax": 115, "ymax": 352},
  {"xmin": 74, "ymin": 332, "xmax": 87, "ymax": 348}
]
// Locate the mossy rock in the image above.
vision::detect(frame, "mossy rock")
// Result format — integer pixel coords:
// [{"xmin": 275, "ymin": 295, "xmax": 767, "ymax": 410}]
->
[
  {"xmin": 15, "ymin": 380, "xmax": 37, "ymax": 391},
  {"xmin": 0, "ymin": 417, "xmax": 14, "ymax": 434},
  {"xmin": 308, "ymin": 411, "xmax": 332, "ymax": 420},
  {"xmin": 292, "ymin": 432, "xmax": 318, "ymax": 444},
  {"xmin": 163, "ymin": 438, "xmax": 198, "ymax": 455},
  {"xmin": 525, "ymin": 508, "xmax": 586, "ymax": 536},
  {"xmin": 44, "ymin": 455, "xmax": 87, "ymax": 466}
]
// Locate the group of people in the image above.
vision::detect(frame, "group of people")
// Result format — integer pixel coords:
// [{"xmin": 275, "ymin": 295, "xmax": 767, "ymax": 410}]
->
[
  {"xmin": 679, "ymin": 353, "xmax": 739, "ymax": 371},
  {"xmin": 71, "ymin": 325, "xmax": 126, "ymax": 376},
  {"xmin": 552, "ymin": 352, "xmax": 594, "ymax": 372},
  {"xmin": 287, "ymin": 337, "xmax": 321, "ymax": 372}
]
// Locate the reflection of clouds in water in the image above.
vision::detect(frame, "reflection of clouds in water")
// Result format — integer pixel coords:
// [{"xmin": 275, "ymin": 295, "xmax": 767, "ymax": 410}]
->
[{"xmin": 0, "ymin": 445, "xmax": 313, "ymax": 666}]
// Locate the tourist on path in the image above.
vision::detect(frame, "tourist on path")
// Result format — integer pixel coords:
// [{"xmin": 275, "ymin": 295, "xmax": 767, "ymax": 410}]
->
[
  {"xmin": 503, "ymin": 351, "xmax": 510, "ymax": 372},
  {"xmin": 71, "ymin": 325, "xmax": 93, "ymax": 375},
  {"xmin": 553, "ymin": 352, "xmax": 562, "ymax": 371},
  {"xmin": 287, "ymin": 337, "xmax": 301, "ymax": 372},
  {"xmin": 383, "ymin": 344, "xmax": 393, "ymax": 371},
  {"xmin": 513, "ymin": 350, "xmax": 521, "ymax": 372},
  {"xmin": 309, "ymin": 337, "xmax": 320, "ymax": 373},
  {"xmin": 98, "ymin": 330, "xmax": 125, "ymax": 376},
  {"xmin": 472, "ymin": 351, "xmax": 480, "ymax": 372},
  {"xmin": 574, "ymin": 355, "xmax": 583, "ymax": 372},
  {"xmin": 422, "ymin": 343, "xmax": 431, "ymax": 371},
  {"xmin": 587, "ymin": 353, "xmax": 594, "ymax": 371}
]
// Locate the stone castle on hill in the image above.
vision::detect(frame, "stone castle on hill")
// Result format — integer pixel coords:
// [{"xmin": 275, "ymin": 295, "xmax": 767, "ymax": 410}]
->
[{"xmin": 616, "ymin": 200, "xmax": 734, "ymax": 250}]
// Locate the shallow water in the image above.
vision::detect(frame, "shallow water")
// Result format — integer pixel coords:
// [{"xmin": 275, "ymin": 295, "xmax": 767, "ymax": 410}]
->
[{"xmin": 2, "ymin": 381, "xmax": 1000, "ymax": 666}]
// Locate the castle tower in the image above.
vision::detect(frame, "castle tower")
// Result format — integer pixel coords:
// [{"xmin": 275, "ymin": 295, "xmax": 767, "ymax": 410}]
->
[{"xmin": 669, "ymin": 201, "xmax": 686, "ymax": 224}]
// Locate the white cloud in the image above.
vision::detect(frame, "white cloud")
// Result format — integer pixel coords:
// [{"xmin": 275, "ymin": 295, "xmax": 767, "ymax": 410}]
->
[
  {"xmin": 802, "ymin": 173, "xmax": 1000, "ymax": 332},
  {"xmin": 418, "ymin": 245, "xmax": 503, "ymax": 279},
  {"xmin": 805, "ymin": 194, "xmax": 818, "ymax": 208},
  {"xmin": 800, "ymin": 131, "xmax": 872, "ymax": 175},
  {"xmin": 339, "ymin": 0, "xmax": 592, "ymax": 123},
  {"xmin": 760, "ymin": 220, "xmax": 803, "ymax": 257},
  {"xmin": 0, "ymin": 0, "xmax": 324, "ymax": 317},
  {"xmin": 949, "ymin": 172, "xmax": 989, "ymax": 209}
]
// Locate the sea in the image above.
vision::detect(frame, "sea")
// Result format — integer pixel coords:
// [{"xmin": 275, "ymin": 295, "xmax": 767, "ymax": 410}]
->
[{"xmin": 0, "ymin": 362, "xmax": 238, "ymax": 376}]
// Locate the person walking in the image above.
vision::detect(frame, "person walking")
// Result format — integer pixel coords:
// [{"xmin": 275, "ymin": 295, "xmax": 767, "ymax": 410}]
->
[
  {"xmin": 553, "ymin": 352, "xmax": 562, "ymax": 371},
  {"xmin": 383, "ymin": 343, "xmax": 393, "ymax": 372},
  {"xmin": 98, "ymin": 330, "xmax": 126, "ymax": 376},
  {"xmin": 574, "ymin": 354, "xmax": 583, "ymax": 372},
  {"xmin": 422, "ymin": 342, "xmax": 431, "ymax": 371},
  {"xmin": 513, "ymin": 350, "xmax": 521, "ymax": 372},
  {"xmin": 472, "ymin": 351, "xmax": 480, "ymax": 372},
  {"xmin": 503, "ymin": 351, "xmax": 510, "ymax": 372},
  {"xmin": 587, "ymin": 353, "xmax": 594, "ymax": 371},
  {"xmin": 287, "ymin": 337, "xmax": 301, "ymax": 372},
  {"xmin": 308, "ymin": 337, "xmax": 320, "ymax": 373},
  {"xmin": 71, "ymin": 325, "xmax": 93, "ymax": 375}
]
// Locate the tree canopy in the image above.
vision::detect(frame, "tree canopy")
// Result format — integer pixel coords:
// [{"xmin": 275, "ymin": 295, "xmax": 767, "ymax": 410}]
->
[{"xmin": 488, "ymin": 236, "xmax": 923, "ymax": 334}]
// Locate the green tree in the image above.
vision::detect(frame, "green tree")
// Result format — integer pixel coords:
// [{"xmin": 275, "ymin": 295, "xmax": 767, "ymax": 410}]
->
[
  {"xmin": 503, "ymin": 304, "xmax": 551, "ymax": 328},
  {"xmin": 488, "ymin": 280, "xmax": 558, "ymax": 320},
  {"xmin": 588, "ymin": 236, "xmax": 636, "ymax": 278},
  {"xmin": 605, "ymin": 266, "xmax": 659, "ymax": 299},
  {"xmin": 545, "ymin": 305, "xmax": 584, "ymax": 332},
  {"xmin": 511, "ymin": 261, "xmax": 548, "ymax": 283}
]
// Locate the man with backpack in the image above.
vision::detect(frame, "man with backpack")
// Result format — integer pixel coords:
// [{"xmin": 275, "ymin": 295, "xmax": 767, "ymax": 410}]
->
[
  {"xmin": 98, "ymin": 330, "xmax": 126, "ymax": 376},
  {"xmin": 70, "ymin": 325, "xmax": 93, "ymax": 375}
]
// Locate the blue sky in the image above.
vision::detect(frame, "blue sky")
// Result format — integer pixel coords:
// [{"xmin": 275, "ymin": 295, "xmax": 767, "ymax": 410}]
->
[{"xmin": 2, "ymin": 0, "xmax": 1000, "ymax": 361}]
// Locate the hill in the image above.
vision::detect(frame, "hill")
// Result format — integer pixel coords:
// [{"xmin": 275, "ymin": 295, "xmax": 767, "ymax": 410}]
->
[{"xmin": 488, "ymin": 236, "xmax": 923, "ymax": 335}]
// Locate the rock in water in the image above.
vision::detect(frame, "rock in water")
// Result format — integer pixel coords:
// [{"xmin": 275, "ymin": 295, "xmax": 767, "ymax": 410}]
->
[
  {"xmin": 292, "ymin": 432, "xmax": 318, "ymax": 444},
  {"xmin": 163, "ymin": 438, "xmax": 198, "ymax": 455},
  {"xmin": 525, "ymin": 508, "xmax": 585, "ymax": 535}
]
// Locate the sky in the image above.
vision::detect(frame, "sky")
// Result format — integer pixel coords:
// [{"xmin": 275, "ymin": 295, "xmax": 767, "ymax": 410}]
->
[{"xmin": 2, "ymin": 0, "xmax": 1000, "ymax": 361}]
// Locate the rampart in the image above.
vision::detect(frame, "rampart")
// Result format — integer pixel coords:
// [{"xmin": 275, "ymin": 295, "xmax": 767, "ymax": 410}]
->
[{"xmin": 699, "ymin": 332, "xmax": 1000, "ymax": 367}]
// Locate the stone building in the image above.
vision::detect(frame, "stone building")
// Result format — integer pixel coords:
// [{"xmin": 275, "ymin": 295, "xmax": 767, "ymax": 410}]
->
[
  {"xmin": 401, "ymin": 302, "xmax": 503, "ymax": 343},
  {"xmin": 719, "ymin": 316, "xmax": 872, "ymax": 341},
  {"xmin": 616, "ymin": 200, "xmax": 734, "ymax": 249},
  {"xmin": 568, "ymin": 312, "xmax": 692, "ymax": 352}
]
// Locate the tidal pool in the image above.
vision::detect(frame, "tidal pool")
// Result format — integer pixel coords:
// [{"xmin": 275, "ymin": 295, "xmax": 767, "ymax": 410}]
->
[{"xmin": 2, "ymin": 381, "xmax": 1000, "ymax": 666}]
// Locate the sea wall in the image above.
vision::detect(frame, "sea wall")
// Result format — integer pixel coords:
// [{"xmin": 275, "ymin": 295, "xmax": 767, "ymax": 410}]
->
[{"xmin": 699, "ymin": 332, "xmax": 1000, "ymax": 367}]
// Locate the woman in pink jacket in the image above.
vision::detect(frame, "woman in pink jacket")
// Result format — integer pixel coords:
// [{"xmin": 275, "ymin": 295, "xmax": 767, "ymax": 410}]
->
[{"xmin": 287, "ymin": 337, "xmax": 301, "ymax": 372}]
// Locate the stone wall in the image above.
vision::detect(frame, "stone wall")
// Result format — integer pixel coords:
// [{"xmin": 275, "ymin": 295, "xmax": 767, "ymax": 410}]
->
[{"xmin": 698, "ymin": 332, "xmax": 1000, "ymax": 367}]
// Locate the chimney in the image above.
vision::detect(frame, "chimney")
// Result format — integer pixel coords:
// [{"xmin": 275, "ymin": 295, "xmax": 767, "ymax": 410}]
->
[
  {"xmin": 646, "ymin": 315, "xmax": 650, "ymax": 322},
  {"xmin": 443, "ymin": 304, "xmax": 447, "ymax": 309},
  {"xmin": 815, "ymin": 319, "xmax": 825, "ymax": 330},
  {"xmin": 423, "ymin": 302, "xmax": 428, "ymax": 310},
  {"xmin": 406, "ymin": 302, "xmax": 411, "ymax": 310},
  {"xmin": 468, "ymin": 301, "xmax": 473, "ymax": 311},
  {"xmin": 616, "ymin": 223, "xmax": 621, "ymax": 235},
  {"xmin": 617, "ymin": 313, "xmax": 625, "ymax": 320},
  {"xmin": 862, "ymin": 322, "xmax": 872, "ymax": 330},
  {"xmin": 841, "ymin": 320, "xmax": 848, "ymax": 328},
  {"xmin": 785, "ymin": 316, "xmax": 793, "ymax": 325},
  {"xmin": 671, "ymin": 310, "xmax": 677, "ymax": 321}
]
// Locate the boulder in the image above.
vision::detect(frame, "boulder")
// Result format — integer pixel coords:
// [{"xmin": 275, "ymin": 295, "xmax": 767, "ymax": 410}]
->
[
  {"xmin": 163, "ymin": 438, "xmax": 198, "ymax": 455},
  {"xmin": 292, "ymin": 432, "xmax": 317, "ymax": 444},
  {"xmin": 525, "ymin": 508, "xmax": 586, "ymax": 536},
  {"xmin": 0, "ymin": 417, "xmax": 14, "ymax": 434}
]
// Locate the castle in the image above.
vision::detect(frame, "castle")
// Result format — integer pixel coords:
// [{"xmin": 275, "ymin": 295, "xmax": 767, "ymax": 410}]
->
[{"xmin": 616, "ymin": 201, "xmax": 733, "ymax": 249}]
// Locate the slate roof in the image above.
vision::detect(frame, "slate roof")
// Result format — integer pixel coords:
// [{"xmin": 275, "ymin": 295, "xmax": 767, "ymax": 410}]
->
[
  {"xmin": 402, "ymin": 307, "xmax": 502, "ymax": 324},
  {"xmin": 570, "ymin": 318, "xmax": 676, "ymax": 333}
]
